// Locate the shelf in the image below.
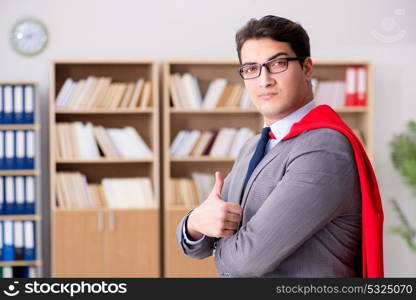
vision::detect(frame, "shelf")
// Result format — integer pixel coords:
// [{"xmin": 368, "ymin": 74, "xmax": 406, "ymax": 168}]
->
[
  {"xmin": 0, "ymin": 260, "xmax": 41, "ymax": 267},
  {"xmin": 0, "ymin": 124, "xmax": 40, "ymax": 130},
  {"xmin": 170, "ymin": 108, "xmax": 258, "ymax": 114},
  {"xmin": 0, "ymin": 215, "xmax": 40, "ymax": 221},
  {"xmin": 56, "ymin": 158, "xmax": 154, "ymax": 164},
  {"xmin": 0, "ymin": 170, "xmax": 39, "ymax": 176},
  {"xmin": 170, "ymin": 156, "xmax": 235, "ymax": 162},
  {"xmin": 55, "ymin": 108, "xmax": 153, "ymax": 114}
]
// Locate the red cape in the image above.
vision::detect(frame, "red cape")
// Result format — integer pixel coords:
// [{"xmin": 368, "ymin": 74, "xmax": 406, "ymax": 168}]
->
[{"xmin": 282, "ymin": 104, "xmax": 384, "ymax": 278}]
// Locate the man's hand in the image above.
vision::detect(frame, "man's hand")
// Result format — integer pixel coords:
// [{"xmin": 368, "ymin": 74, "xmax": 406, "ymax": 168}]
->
[{"xmin": 186, "ymin": 171, "xmax": 243, "ymax": 240}]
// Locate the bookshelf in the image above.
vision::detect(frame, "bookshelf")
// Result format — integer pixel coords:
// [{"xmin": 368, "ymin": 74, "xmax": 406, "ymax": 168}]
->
[
  {"xmin": 49, "ymin": 60, "xmax": 160, "ymax": 277},
  {"xmin": 162, "ymin": 60, "xmax": 373, "ymax": 277},
  {"xmin": 0, "ymin": 81, "xmax": 41, "ymax": 278}
]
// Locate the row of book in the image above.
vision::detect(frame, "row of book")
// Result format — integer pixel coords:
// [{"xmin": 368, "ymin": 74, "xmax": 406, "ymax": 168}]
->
[
  {"xmin": 168, "ymin": 173, "xmax": 214, "ymax": 207},
  {"xmin": 1, "ymin": 176, "xmax": 36, "ymax": 215},
  {"xmin": 0, "ymin": 220, "xmax": 36, "ymax": 261},
  {"xmin": 56, "ymin": 172, "xmax": 156, "ymax": 209},
  {"xmin": 170, "ymin": 127, "xmax": 255, "ymax": 158},
  {"xmin": 55, "ymin": 123, "xmax": 152, "ymax": 159},
  {"xmin": 170, "ymin": 73, "xmax": 254, "ymax": 109},
  {"xmin": 0, "ymin": 266, "xmax": 37, "ymax": 278},
  {"xmin": 0, "ymin": 130, "xmax": 35, "ymax": 169},
  {"xmin": 0, "ymin": 84, "xmax": 35, "ymax": 124},
  {"xmin": 311, "ymin": 66, "xmax": 367, "ymax": 108},
  {"xmin": 55, "ymin": 77, "xmax": 153, "ymax": 110}
]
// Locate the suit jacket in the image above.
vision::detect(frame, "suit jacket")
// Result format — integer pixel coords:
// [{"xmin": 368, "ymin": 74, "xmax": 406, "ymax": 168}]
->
[{"xmin": 177, "ymin": 128, "xmax": 361, "ymax": 277}]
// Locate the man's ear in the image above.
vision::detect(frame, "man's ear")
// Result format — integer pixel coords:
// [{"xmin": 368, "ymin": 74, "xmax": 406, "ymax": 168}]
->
[{"xmin": 303, "ymin": 57, "xmax": 313, "ymax": 80}]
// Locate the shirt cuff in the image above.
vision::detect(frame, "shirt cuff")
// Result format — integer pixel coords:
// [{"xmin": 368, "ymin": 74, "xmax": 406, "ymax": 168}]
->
[{"xmin": 183, "ymin": 215, "xmax": 205, "ymax": 246}]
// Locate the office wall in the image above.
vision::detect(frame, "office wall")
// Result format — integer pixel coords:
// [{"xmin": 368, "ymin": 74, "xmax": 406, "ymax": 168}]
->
[{"xmin": 1, "ymin": 0, "xmax": 415, "ymax": 277}]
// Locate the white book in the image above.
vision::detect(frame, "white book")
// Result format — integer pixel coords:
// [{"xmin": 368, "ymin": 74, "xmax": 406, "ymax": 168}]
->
[
  {"xmin": 171, "ymin": 131, "xmax": 189, "ymax": 157},
  {"xmin": 229, "ymin": 127, "xmax": 255, "ymax": 158},
  {"xmin": 202, "ymin": 78, "xmax": 228, "ymax": 109},
  {"xmin": 240, "ymin": 88, "xmax": 252, "ymax": 108},
  {"xmin": 124, "ymin": 127, "xmax": 153, "ymax": 158},
  {"xmin": 182, "ymin": 73, "xmax": 202, "ymax": 109},
  {"xmin": 67, "ymin": 80, "xmax": 86, "ymax": 109},
  {"xmin": 191, "ymin": 172, "xmax": 214, "ymax": 203},
  {"xmin": 209, "ymin": 128, "xmax": 237, "ymax": 157},
  {"xmin": 170, "ymin": 130, "xmax": 186, "ymax": 156},
  {"xmin": 105, "ymin": 129, "xmax": 125, "ymax": 158},
  {"xmin": 169, "ymin": 75, "xmax": 182, "ymax": 108},
  {"xmin": 192, "ymin": 131, "xmax": 214, "ymax": 156},
  {"xmin": 178, "ymin": 130, "xmax": 201, "ymax": 157},
  {"xmin": 83, "ymin": 122, "xmax": 101, "ymax": 158},
  {"xmin": 56, "ymin": 78, "xmax": 74, "ymax": 108},
  {"xmin": 173, "ymin": 74, "xmax": 191, "ymax": 108}
]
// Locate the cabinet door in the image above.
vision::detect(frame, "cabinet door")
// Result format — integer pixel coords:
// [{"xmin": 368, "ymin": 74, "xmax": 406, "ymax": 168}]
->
[
  {"xmin": 52, "ymin": 210, "xmax": 106, "ymax": 277},
  {"xmin": 106, "ymin": 209, "xmax": 160, "ymax": 277},
  {"xmin": 164, "ymin": 208, "xmax": 217, "ymax": 277}
]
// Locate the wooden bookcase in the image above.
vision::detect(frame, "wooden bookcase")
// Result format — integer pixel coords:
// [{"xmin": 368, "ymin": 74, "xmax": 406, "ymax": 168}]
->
[
  {"xmin": 0, "ymin": 81, "xmax": 42, "ymax": 277},
  {"xmin": 162, "ymin": 60, "xmax": 373, "ymax": 277},
  {"xmin": 49, "ymin": 60, "xmax": 160, "ymax": 277}
]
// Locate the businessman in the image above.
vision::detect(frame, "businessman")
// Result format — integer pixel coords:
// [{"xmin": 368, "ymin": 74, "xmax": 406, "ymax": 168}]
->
[{"xmin": 176, "ymin": 15, "xmax": 384, "ymax": 277}]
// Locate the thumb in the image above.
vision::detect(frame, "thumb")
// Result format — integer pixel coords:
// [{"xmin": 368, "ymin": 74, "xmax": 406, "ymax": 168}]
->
[{"xmin": 212, "ymin": 171, "xmax": 224, "ymax": 198}]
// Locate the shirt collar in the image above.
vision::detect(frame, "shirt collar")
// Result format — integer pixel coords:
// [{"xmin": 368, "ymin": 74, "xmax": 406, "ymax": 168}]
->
[{"xmin": 265, "ymin": 100, "xmax": 317, "ymax": 142}]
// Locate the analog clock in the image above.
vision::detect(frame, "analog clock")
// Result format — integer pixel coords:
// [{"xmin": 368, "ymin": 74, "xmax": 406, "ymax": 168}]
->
[{"xmin": 10, "ymin": 18, "xmax": 49, "ymax": 56}]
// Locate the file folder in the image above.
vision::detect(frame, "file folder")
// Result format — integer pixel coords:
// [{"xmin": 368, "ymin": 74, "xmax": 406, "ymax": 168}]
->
[
  {"xmin": 15, "ymin": 176, "xmax": 25, "ymax": 214},
  {"xmin": 24, "ymin": 85, "xmax": 35, "ymax": 124},
  {"xmin": 14, "ymin": 221, "xmax": 24, "ymax": 260},
  {"xmin": 23, "ymin": 221, "xmax": 35, "ymax": 260},
  {"xmin": 16, "ymin": 131, "xmax": 25, "ymax": 169},
  {"xmin": 25, "ymin": 176, "xmax": 35, "ymax": 214},
  {"xmin": 3, "ymin": 86, "xmax": 13, "ymax": 124},
  {"xmin": 14, "ymin": 85, "xmax": 24, "ymax": 124},
  {"xmin": 5, "ymin": 176, "xmax": 15, "ymax": 214},
  {"xmin": 25, "ymin": 131, "xmax": 35, "ymax": 169},
  {"xmin": 5, "ymin": 131, "xmax": 14, "ymax": 170},
  {"xmin": 3, "ymin": 220, "xmax": 14, "ymax": 261}
]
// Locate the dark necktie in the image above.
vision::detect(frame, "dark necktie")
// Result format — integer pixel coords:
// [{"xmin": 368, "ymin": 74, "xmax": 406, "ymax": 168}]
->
[{"xmin": 241, "ymin": 126, "xmax": 272, "ymax": 195}]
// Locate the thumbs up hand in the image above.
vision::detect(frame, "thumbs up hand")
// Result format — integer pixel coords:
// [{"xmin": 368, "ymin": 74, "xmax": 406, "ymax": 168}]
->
[{"xmin": 187, "ymin": 172, "xmax": 243, "ymax": 240}]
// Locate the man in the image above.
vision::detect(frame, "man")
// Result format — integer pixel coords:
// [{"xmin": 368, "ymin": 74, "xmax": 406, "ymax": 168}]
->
[{"xmin": 176, "ymin": 15, "xmax": 384, "ymax": 277}]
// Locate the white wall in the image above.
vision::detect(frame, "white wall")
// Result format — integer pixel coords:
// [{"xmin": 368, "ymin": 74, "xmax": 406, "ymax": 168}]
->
[{"xmin": 1, "ymin": 0, "xmax": 415, "ymax": 277}]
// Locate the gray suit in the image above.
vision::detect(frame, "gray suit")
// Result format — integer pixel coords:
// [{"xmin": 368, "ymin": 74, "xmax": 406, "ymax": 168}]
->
[{"xmin": 177, "ymin": 128, "xmax": 361, "ymax": 277}]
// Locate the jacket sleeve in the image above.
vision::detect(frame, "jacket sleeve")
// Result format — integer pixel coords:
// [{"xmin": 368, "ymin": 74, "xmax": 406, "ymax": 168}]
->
[{"xmin": 214, "ymin": 130, "xmax": 360, "ymax": 277}]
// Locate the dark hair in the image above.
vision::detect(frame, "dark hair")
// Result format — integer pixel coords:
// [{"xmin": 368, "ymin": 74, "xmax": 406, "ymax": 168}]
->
[{"xmin": 236, "ymin": 15, "xmax": 310, "ymax": 66}]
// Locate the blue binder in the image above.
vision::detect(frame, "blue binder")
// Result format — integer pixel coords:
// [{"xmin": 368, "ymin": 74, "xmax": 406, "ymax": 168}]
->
[
  {"xmin": 0, "ymin": 177, "xmax": 4, "ymax": 215},
  {"xmin": 25, "ymin": 176, "xmax": 35, "ymax": 215},
  {"xmin": 15, "ymin": 177, "xmax": 25, "ymax": 215},
  {"xmin": 25, "ymin": 131, "xmax": 35, "ymax": 169},
  {"xmin": 0, "ymin": 85, "xmax": 3, "ymax": 124},
  {"xmin": 5, "ymin": 176, "xmax": 16, "ymax": 215},
  {"xmin": 3, "ymin": 85, "xmax": 14, "ymax": 124},
  {"xmin": 23, "ymin": 85, "xmax": 34, "ymax": 124},
  {"xmin": 4, "ymin": 131, "xmax": 14, "ymax": 170},
  {"xmin": 3, "ymin": 220, "xmax": 14, "ymax": 261},
  {"xmin": 14, "ymin": 85, "xmax": 24, "ymax": 124},
  {"xmin": 0, "ymin": 131, "xmax": 4, "ymax": 170},
  {"xmin": 0, "ymin": 221, "xmax": 3, "ymax": 260},
  {"xmin": 23, "ymin": 221, "xmax": 35, "ymax": 261},
  {"xmin": 15, "ymin": 131, "xmax": 25, "ymax": 170}
]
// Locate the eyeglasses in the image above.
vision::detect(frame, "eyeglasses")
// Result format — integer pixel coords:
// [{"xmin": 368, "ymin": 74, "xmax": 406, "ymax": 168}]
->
[{"xmin": 238, "ymin": 56, "xmax": 305, "ymax": 80}]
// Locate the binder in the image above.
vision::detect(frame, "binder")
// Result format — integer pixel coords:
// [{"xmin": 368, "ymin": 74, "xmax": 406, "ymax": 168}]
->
[
  {"xmin": 345, "ymin": 67, "xmax": 358, "ymax": 106},
  {"xmin": 14, "ymin": 85, "xmax": 24, "ymax": 124},
  {"xmin": 357, "ymin": 67, "xmax": 367, "ymax": 106},
  {"xmin": 16, "ymin": 131, "xmax": 25, "ymax": 169},
  {"xmin": 3, "ymin": 85, "xmax": 13, "ymax": 124},
  {"xmin": 28, "ymin": 266, "xmax": 37, "ymax": 278},
  {"xmin": 2, "ymin": 266, "xmax": 13, "ymax": 278},
  {"xmin": 25, "ymin": 131, "xmax": 35, "ymax": 169},
  {"xmin": 5, "ymin": 131, "xmax": 14, "ymax": 169},
  {"xmin": 25, "ymin": 176, "xmax": 35, "ymax": 214},
  {"xmin": 0, "ymin": 131, "xmax": 4, "ymax": 169},
  {"xmin": 14, "ymin": 221, "xmax": 24, "ymax": 260},
  {"xmin": 0, "ymin": 85, "xmax": 3, "ymax": 124},
  {"xmin": 23, "ymin": 221, "xmax": 35, "ymax": 260},
  {"xmin": 0, "ymin": 221, "xmax": 3, "ymax": 260},
  {"xmin": 24, "ymin": 85, "xmax": 35, "ymax": 124},
  {"xmin": 3, "ymin": 220, "xmax": 14, "ymax": 261},
  {"xmin": 0, "ymin": 177, "xmax": 4, "ymax": 214},
  {"xmin": 15, "ymin": 176, "xmax": 25, "ymax": 214},
  {"xmin": 13, "ymin": 266, "xmax": 30, "ymax": 278},
  {"xmin": 5, "ymin": 176, "xmax": 15, "ymax": 214}
]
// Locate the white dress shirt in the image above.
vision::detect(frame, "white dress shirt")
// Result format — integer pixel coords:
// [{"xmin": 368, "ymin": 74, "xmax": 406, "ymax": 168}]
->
[{"xmin": 184, "ymin": 100, "xmax": 317, "ymax": 245}]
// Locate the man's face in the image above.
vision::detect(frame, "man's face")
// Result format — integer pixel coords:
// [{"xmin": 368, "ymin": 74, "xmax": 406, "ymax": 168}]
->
[{"xmin": 240, "ymin": 38, "xmax": 313, "ymax": 125}]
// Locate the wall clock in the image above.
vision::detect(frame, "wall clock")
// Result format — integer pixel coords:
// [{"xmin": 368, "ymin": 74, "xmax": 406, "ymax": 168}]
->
[{"xmin": 10, "ymin": 18, "xmax": 49, "ymax": 56}]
